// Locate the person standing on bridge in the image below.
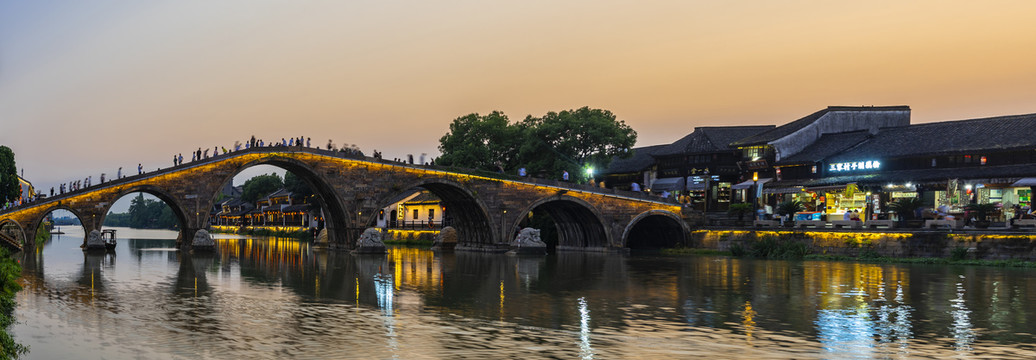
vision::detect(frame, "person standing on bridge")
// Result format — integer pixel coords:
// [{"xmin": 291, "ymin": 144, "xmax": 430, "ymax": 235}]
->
[
  {"xmin": 327, "ymin": 139, "xmax": 333, "ymax": 150},
  {"xmin": 178, "ymin": 154, "xmax": 183, "ymax": 165},
  {"xmin": 50, "ymin": 187, "xmax": 54, "ymax": 197},
  {"xmin": 306, "ymin": 137, "xmax": 311, "ymax": 147},
  {"xmin": 562, "ymin": 170, "xmax": 569, "ymax": 181},
  {"xmin": 100, "ymin": 173, "xmax": 105, "ymax": 183},
  {"xmin": 118, "ymin": 167, "xmax": 122, "ymax": 179},
  {"xmin": 214, "ymin": 146, "xmax": 219, "ymax": 156},
  {"xmin": 138, "ymin": 164, "xmax": 143, "ymax": 175},
  {"xmin": 250, "ymin": 135, "xmax": 256, "ymax": 148}
]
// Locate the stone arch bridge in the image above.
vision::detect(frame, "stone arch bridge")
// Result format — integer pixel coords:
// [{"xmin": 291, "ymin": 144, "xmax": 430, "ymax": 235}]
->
[{"xmin": 0, "ymin": 147, "xmax": 688, "ymax": 252}]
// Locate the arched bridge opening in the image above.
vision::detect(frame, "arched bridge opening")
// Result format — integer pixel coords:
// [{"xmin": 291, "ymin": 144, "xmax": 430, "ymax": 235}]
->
[
  {"xmin": 370, "ymin": 180, "xmax": 494, "ymax": 249},
  {"xmin": 623, "ymin": 211, "xmax": 687, "ymax": 250},
  {"xmin": 515, "ymin": 197, "xmax": 609, "ymax": 251},
  {"xmin": 209, "ymin": 159, "xmax": 350, "ymax": 248},
  {"xmin": 99, "ymin": 187, "xmax": 190, "ymax": 246},
  {"xmin": 30, "ymin": 207, "xmax": 89, "ymax": 249},
  {"xmin": 0, "ymin": 219, "xmax": 25, "ymax": 248}
]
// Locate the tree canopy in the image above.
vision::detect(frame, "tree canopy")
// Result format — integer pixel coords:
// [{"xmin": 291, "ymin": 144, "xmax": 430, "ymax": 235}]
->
[
  {"xmin": 0, "ymin": 146, "xmax": 19, "ymax": 203},
  {"xmin": 241, "ymin": 173, "xmax": 283, "ymax": 203},
  {"xmin": 104, "ymin": 193, "xmax": 179, "ymax": 229},
  {"xmin": 435, "ymin": 111, "xmax": 521, "ymax": 173},
  {"xmin": 284, "ymin": 172, "xmax": 313, "ymax": 198},
  {"xmin": 435, "ymin": 107, "xmax": 636, "ymax": 182}
]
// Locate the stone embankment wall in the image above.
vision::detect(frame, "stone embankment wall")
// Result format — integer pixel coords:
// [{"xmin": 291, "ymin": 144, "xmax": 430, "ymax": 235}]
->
[
  {"xmin": 382, "ymin": 229, "xmax": 438, "ymax": 243},
  {"xmin": 688, "ymin": 229, "xmax": 1036, "ymax": 260}
]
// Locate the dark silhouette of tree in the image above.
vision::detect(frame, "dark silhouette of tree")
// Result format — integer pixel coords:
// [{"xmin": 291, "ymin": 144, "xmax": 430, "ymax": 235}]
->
[
  {"xmin": 241, "ymin": 173, "xmax": 283, "ymax": 203},
  {"xmin": 436, "ymin": 111, "xmax": 521, "ymax": 173},
  {"xmin": 0, "ymin": 146, "xmax": 19, "ymax": 203}
]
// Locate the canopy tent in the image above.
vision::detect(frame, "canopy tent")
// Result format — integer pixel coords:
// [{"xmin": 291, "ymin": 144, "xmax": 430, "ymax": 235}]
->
[
  {"xmin": 1011, "ymin": 177, "xmax": 1036, "ymax": 187},
  {"xmin": 650, "ymin": 177, "xmax": 685, "ymax": 192}
]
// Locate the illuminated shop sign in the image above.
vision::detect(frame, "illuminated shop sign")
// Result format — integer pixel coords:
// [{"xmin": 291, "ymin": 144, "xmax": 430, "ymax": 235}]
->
[{"xmin": 829, "ymin": 161, "xmax": 880, "ymax": 172}]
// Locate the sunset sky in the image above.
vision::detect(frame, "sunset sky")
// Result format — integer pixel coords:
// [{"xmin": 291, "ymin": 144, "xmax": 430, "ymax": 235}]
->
[{"xmin": 3, "ymin": 1, "xmax": 1036, "ymax": 190}]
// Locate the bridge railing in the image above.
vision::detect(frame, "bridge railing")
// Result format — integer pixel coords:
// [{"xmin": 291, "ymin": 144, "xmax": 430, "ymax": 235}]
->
[{"xmin": 1, "ymin": 144, "xmax": 678, "ymax": 216}]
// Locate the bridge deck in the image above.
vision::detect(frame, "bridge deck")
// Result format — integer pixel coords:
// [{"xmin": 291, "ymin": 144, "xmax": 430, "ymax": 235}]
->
[{"xmin": 1, "ymin": 146, "xmax": 676, "ymax": 217}]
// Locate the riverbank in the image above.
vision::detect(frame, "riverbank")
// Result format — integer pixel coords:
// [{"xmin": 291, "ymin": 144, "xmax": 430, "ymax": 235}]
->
[
  {"xmin": 0, "ymin": 248, "xmax": 26, "ymax": 359},
  {"xmin": 209, "ymin": 226, "xmax": 313, "ymax": 241},
  {"xmin": 669, "ymin": 228, "xmax": 1036, "ymax": 268},
  {"xmin": 687, "ymin": 229, "xmax": 1036, "ymax": 261}
]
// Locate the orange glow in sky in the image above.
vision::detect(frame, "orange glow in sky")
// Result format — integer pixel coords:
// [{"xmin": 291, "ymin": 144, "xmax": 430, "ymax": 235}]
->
[{"xmin": 2, "ymin": 1, "xmax": 1036, "ymax": 187}]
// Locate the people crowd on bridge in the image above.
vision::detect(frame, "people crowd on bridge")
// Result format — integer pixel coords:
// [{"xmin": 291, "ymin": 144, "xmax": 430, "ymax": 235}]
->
[{"xmin": 2, "ymin": 134, "xmax": 414, "ymax": 213}]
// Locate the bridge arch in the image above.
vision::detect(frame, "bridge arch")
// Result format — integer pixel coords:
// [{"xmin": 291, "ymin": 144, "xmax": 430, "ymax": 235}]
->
[
  {"xmin": 372, "ymin": 178, "xmax": 495, "ymax": 247},
  {"xmin": 209, "ymin": 156, "xmax": 353, "ymax": 247},
  {"xmin": 97, "ymin": 186, "xmax": 192, "ymax": 245},
  {"xmin": 622, "ymin": 210, "xmax": 688, "ymax": 249},
  {"xmin": 29, "ymin": 204, "xmax": 90, "ymax": 246},
  {"xmin": 0, "ymin": 219, "xmax": 26, "ymax": 246},
  {"xmin": 512, "ymin": 195, "xmax": 611, "ymax": 250}
]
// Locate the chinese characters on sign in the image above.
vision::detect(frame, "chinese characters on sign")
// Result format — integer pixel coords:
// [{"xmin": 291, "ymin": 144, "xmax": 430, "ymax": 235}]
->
[{"xmin": 829, "ymin": 161, "xmax": 880, "ymax": 172}]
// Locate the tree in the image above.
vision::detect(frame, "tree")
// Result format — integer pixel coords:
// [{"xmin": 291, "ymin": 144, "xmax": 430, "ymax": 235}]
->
[
  {"xmin": 436, "ymin": 111, "xmax": 521, "ymax": 172},
  {"xmin": 517, "ymin": 107, "xmax": 636, "ymax": 182},
  {"xmin": 284, "ymin": 172, "xmax": 313, "ymax": 198},
  {"xmin": 241, "ymin": 173, "xmax": 283, "ymax": 203},
  {"xmin": 0, "ymin": 146, "xmax": 19, "ymax": 203}
]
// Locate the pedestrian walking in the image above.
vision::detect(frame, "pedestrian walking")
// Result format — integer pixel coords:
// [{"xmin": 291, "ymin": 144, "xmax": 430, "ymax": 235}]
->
[{"xmin": 289, "ymin": 138, "xmax": 295, "ymax": 146}]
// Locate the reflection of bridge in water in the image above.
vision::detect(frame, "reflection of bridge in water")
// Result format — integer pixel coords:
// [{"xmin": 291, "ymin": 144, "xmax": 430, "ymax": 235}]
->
[{"xmin": 1, "ymin": 146, "xmax": 687, "ymax": 252}]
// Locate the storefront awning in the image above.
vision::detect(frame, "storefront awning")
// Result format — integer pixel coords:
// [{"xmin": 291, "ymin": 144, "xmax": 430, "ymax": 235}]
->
[
  {"xmin": 1011, "ymin": 177, "xmax": 1036, "ymax": 187},
  {"xmin": 686, "ymin": 181, "xmax": 707, "ymax": 191},
  {"xmin": 764, "ymin": 187, "xmax": 805, "ymax": 194},
  {"xmin": 650, "ymin": 177, "xmax": 685, "ymax": 191},
  {"xmin": 731, "ymin": 178, "xmax": 772, "ymax": 190}
]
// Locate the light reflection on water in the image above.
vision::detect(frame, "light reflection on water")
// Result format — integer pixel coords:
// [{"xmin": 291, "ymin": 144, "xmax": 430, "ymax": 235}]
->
[{"xmin": 11, "ymin": 226, "xmax": 1036, "ymax": 359}]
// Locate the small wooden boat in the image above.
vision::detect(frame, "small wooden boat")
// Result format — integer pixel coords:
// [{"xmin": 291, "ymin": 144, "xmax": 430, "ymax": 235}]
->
[{"xmin": 101, "ymin": 229, "xmax": 117, "ymax": 251}]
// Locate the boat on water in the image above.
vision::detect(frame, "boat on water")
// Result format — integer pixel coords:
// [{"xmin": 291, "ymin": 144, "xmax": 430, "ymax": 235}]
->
[{"xmin": 101, "ymin": 229, "xmax": 117, "ymax": 251}]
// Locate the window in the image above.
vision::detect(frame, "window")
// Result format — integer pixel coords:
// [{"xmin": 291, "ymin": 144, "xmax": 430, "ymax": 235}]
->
[
  {"xmin": 428, "ymin": 209, "xmax": 435, "ymax": 219},
  {"xmin": 413, "ymin": 209, "xmax": 419, "ymax": 220},
  {"xmin": 743, "ymin": 146, "xmax": 766, "ymax": 161}
]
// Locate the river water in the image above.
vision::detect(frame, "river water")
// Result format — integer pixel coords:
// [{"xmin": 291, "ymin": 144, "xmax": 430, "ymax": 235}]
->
[{"xmin": 11, "ymin": 226, "xmax": 1036, "ymax": 359}]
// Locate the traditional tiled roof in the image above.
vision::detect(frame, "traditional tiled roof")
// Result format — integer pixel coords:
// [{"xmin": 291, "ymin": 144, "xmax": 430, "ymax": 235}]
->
[
  {"xmin": 282, "ymin": 204, "xmax": 311, "ymax": 213},
  {"xmin": 655, "ymin": 126, "xmax": 775, "ymax": 156},
  {"xmin": 827, "ymin": 113, "xmax": 1036, "ymax": 162},
  {"xmin": 731, "ymin": 106, "xmax": 911, "ymax": 147},
  {"xmin": 604, "ymin": 145, "xmax": 667, "ymax": 174},
  {"xmin": 777, "ymin": 130, "xmax": 873, "ymax": 165},
  {"xmin": 405, "ymin": 191, "xmax": 441, "ymax": 204},
  {"xmin": 259, "ymin": 188, "xmax": 292, "ymax": 202}
]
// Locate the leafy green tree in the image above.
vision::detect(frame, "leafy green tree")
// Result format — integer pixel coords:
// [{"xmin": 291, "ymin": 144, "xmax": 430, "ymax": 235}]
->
[
  {"xmin": 241, "ymin": 173, "xmax": 283, "ymax": 203},
  {"xmin": 517, "ymin": 107, "xmax": 636, "ymax": 182},
  {"xmin": 284, "ymin": 172, "xmax": 313, "ymax": 198},
  {"xmin": 120, "ymin": 193, "xmax": 179, "ymax": 229},
  {"xmin": 0, "ymin": 146, "xmax": 19, "ymax": 204},
  {"xmin": 436, "ymin": 111, "xmax": 521, "ymax": 172}
]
